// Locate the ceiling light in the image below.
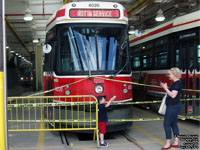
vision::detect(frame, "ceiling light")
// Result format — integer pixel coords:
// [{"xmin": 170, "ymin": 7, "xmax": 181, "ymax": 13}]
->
[
  {"xmin": 155, "ymin": 9, "xmax": 165, "ymax": 22},
  {"xmin": 129, "ymin": 25, "xmax": 135, "ymax": 35},
  {"xmin": 24, "ymin": 8, "xmax": 33, "ymax": 21},
  {"xmin": 128, "ymin": 30, "xmax": 135, "ymax": 35},
  {"xmin": 33, "ymin": 39, "xmax": 39, "ymax": 43},
  {"xmin": 6, "ymin": 46, "xmax": 9, "ymax": 49}
]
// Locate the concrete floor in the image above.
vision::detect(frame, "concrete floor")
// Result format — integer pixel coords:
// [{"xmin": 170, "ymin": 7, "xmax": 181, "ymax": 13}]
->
[{"xmin": 7, "ymin": 106, "xmax": 199, "ymax": 150}]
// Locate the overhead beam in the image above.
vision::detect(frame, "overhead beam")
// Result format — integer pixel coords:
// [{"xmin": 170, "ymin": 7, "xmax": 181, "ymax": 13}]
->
[
  {"xmin": 63, "ymin": 0, "xmax": 72, "ymax": 5},
  {"xmin": 5, "ymin": 17, "xmax": 31, "ymax": 56},
  {"xmin": 127, "ymin": 0, "xmax": 155, "ymax": 15}
]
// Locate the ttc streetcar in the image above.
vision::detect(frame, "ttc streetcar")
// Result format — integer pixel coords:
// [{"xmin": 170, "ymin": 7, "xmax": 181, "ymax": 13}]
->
[
  {"xmin": 130, "ymin": 10, "xmax": 200, "ymax": 117},
  {"xmin": 43, "ymin": 1, "xmax": 133, "ymax": 131}
]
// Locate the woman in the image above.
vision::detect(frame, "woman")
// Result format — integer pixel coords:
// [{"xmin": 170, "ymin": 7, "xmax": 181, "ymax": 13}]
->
[{"xmin": 160, "ymin": 67, "xmax": 182, "ymax": 150}]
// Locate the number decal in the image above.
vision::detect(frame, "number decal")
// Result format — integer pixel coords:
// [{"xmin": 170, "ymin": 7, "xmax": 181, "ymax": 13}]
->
[{"xmin": 88, "ymin": 3, "xmax": 100, "ymax": 7}]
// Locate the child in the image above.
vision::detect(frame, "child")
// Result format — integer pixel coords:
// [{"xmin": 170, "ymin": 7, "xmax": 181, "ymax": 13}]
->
[{"xmin": 97, "ymin": 95, "xmax": 116, "ymax": 147}]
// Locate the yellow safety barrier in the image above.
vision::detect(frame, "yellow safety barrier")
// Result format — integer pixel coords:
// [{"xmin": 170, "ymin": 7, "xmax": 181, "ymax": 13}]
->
[
  {"xmin": 7, "ymin": 95, "xmax": 100, "ymax": 147},
  {"xmin": 109, "ymin": 115, "xmax": 200, "ymax": 122},
  {"xmin": 110, "ymin": 98, "xmax": 200, "ymax": 105},
  {"xmin": 27, "ymin": 75, "xmax": 200, "ymax": 98},
  {"xmin": 91, "ymin": 76, "xmax": 200, "ymax": 92}
]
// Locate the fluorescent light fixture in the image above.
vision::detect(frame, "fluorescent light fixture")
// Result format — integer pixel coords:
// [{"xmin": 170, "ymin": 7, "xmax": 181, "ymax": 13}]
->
[
  {"xmin": 33, "ymin": 39, "xmax": 39, "ymax": 43},
  {"xmin": 24, "ymin": 8, "xmax": 33, "ymax": 21},
  {"xmin": 128, "ymin": 30, "xmax": 135, "ymax": 34},
  {"xmin": 155, "ymin": 9, "xmax": 165, "ymax": 22}
]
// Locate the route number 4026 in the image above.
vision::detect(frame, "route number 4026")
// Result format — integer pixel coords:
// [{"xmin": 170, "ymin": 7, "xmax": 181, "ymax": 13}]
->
[{"xmin": 88, "ymin": 3, "xmax": 100, "ymax": 7}]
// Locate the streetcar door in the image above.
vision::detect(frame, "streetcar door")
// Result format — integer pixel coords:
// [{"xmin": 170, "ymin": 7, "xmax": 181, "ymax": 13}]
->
[{"xmin": 178, "ymin": 32, "xmax": 197, "ymax": 116}]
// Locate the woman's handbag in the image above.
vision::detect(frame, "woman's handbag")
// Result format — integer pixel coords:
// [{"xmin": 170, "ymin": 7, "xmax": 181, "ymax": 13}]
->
[{"xmin": 158, "ymin": 94, "xmax": 167, "ymax": 115}]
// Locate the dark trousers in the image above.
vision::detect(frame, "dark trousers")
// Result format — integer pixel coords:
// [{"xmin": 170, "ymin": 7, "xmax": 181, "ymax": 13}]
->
[{"xmin": 163, "ymin": 103, "xmax": 181, "ymax": 139}]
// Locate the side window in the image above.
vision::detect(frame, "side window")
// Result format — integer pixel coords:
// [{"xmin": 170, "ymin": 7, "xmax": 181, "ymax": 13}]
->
[
  {"xmin": 131, "ymin": 45, "xmax": 141, "ymax": 69},
  {"xmin": 154, "ymin": 37, "xmax": 168, "ymax": 68},
  {"xmin": 175, "ymin": 49, "xmax": 180, "ymax": 67},
  {"xmin": 133, "ymin": 56, "xmax": 140, "ymax": 68},
  {"xmin": 142, "ymin": 42, "xmax": 153, "ymax": 69},
  {"xmin": 143, "ymin": 52, "xmax": 152, "ymax": 68}
]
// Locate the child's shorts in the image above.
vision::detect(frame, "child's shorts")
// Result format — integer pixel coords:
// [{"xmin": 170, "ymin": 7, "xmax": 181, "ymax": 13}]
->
[{"xmin": 98, "ymin": 122, "xmax": 106, "ymax": 134}]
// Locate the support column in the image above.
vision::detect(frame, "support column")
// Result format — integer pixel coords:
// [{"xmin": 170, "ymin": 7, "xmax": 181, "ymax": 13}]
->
[
  {"xmin": 35, "ymin": 45, "xmax": 43, "ymax": 91},
  {"xmin": 0, "ymin": 0, "xmax": 7, "ymax": 149}
]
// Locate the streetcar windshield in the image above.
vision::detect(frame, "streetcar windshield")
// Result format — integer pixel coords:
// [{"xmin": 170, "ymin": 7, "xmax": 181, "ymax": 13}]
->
[{"xmin": 56, "ymin": 24, "xmax": 130, "ymax": 75}]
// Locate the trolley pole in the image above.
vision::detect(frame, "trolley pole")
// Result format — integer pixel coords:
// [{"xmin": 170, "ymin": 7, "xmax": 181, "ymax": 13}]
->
[{"xmin": 0, "ymin": 0, "xmax": 7, "ymax": 150}]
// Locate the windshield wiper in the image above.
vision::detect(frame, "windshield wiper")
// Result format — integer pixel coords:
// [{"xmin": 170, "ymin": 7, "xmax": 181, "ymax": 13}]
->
[{"xmin": 110, "ymin": 60, "xmax": 129, "ymax": 79}]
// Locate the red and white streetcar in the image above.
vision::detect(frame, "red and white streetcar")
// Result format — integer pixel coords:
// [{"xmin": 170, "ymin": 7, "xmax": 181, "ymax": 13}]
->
[
  {"xmin": 43, "ymin": 1, "xmax": 133, "ymax": 131},
  {"xmin": 130, "ymin": 10, "xmax": 200, "ymax": 117}
]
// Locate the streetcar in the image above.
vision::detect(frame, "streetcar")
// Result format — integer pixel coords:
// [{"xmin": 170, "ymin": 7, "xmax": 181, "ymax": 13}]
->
[
  {"xmin": 130, "ymin": 10, "xmax": 200, "ymax": 117},
  {"xmin": 43, "ymin": 1, "xmax": 132, "ymax": 131},
  {"xmin": 19, "ymin": 66, "xmax": 33, "ymax": 86}
]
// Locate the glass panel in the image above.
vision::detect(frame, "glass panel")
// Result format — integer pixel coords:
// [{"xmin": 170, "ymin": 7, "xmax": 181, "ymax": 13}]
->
[
  {"xmin": 142, "ymin": 42, "xmax": 153, "ymax": 68},
  {"xmin": 175, "ymin": 49, "xmax": 180, "ymax": 67},
  {"xmin": 197, "ymin": 45, "xmax": 200, "ymax": 66},
  {"xmin": 133, "ymin": 56, "xmax": 140, "ymax": 68},
  {"xmin": 56, "ymin": 24, "xmax": 129, "ymax": 74},
  {"xmin": 143, "ymin": 52, "xmax": 152, "ymax": 68},
  {"xmin": 154, "ymin": 38, "xmax": 168, "ymax": 67}
]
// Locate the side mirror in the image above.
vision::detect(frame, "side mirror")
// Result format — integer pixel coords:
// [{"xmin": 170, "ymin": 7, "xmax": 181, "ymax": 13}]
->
[
  {"xmin": 134, "ymin": 29, "xmax": 142, "ymax": 37},
  {"xmin": 43, "ymin": 44, "xmax": 52, "ymax": 54}
]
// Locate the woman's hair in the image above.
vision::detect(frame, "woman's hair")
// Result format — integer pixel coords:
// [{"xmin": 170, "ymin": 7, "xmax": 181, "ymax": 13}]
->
[{"xmin": 170, "ymin": 67, "xmax": 181, "ymax": 79}]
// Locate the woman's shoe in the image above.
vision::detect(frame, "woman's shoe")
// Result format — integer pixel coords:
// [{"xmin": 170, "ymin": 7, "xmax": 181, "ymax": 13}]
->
[
  {"xmin": 161, "ymin": 145, "xmax": 171, "ymax": 150},
  {"xmin": 171, "ymin": 144, "xmax": 179, "ymax": 148}
]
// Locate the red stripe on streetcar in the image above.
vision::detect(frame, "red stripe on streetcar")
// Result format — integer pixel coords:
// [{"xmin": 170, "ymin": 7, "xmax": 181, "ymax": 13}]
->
[
  {"xmin": 173, "ymin": 19, "xmax": 200, "ymax": 28},
  {"xmin": 130, "ymin": 19, "xmax": 200, "ymax": 44},
  {"xmin": 130, "ymin": 23, "xmax": 173, "ymax": 43},
  {"xmin": 46, "ymin": 9, "xmax": 65, "ymax": 28},
  {"xmin": 56, "ymin": 9, "xmax": 66, "ymax": 18},
  {"xmin": 123, "ymin": 10, "xmax": 128, "ymax": 18}
]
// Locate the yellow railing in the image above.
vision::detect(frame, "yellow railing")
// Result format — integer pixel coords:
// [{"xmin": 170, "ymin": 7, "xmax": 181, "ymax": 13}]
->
[{"xmin": 7, "ymin": 95, "xmax": 99, "ymax": 147}]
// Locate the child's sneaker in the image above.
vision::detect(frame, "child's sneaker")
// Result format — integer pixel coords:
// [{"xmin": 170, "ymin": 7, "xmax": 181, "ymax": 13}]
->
[{"xmin": 100, "ymin": 141, "xmax": 109, "ymax": 147}]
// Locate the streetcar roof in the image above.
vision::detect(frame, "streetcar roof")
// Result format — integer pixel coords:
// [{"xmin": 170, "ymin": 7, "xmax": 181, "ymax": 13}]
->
[
  {"xmin": 46, "ymin": 1, "xmax": 128, "ymax": 31},
  {"xmin": 129, "ymin": 10, "xmax": 200, "ymax": 46}
]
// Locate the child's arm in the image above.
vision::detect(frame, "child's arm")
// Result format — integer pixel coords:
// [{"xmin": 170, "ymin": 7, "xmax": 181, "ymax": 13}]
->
[{"xmin": 105, "ymin": 96, "xmax": 116, "ymax": 108}]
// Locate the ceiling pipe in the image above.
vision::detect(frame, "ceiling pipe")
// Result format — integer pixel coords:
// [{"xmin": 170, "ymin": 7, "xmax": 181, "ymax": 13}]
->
[
  {"xmin": 5, "ymin": 16, "xmax": 31, "ymax": 56},
  {"xmin": 43, "ymin": 0, "xmax": 45, "ymax": 15}
]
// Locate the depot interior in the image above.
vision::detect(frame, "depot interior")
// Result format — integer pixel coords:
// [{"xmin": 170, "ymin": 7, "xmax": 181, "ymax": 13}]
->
[{"xmin": 5, "ymin": 0, "xmax": 199, "ymax": 95}]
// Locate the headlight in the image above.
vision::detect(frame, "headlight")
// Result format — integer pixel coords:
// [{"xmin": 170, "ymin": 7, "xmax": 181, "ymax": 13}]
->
[
  {"xmin": 20, "ymin": 77, "xmax": 24, "ymax": 80},
  {"xmin": 95, "ymin": 85, "xmax": 104, "ymax": 94},
  {"xmin": 65, "ymin": 90, "xmax": 70, "ymax": 95},
  {"xmin": 31, "ymin": 77, "xmax": 33, "ymax": 80},
  {"xmin": 123, "ymin": 88, "xmax": 128, "ymax": 94}
]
